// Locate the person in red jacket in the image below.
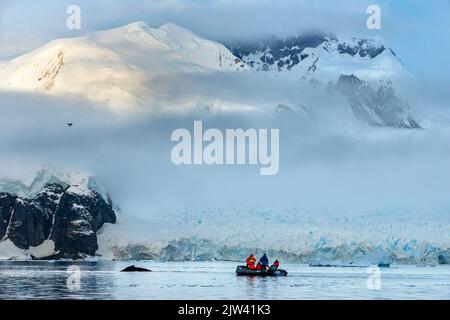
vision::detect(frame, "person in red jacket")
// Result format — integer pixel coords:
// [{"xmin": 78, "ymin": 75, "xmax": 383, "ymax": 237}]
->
[
  {"xmin": 246, "ymin": 254, "xmax": 256, "ymax": 269},
  {"xmin": 256, "ymin": 262, "xmax": 263, "ymax": 270},
  {"xmin": 273, "ymin": 260, "xmax": 280, "ymax": 270},
  {"xmin": 269, "ymin": 260, "xmax": 280, "ymax": 273}
]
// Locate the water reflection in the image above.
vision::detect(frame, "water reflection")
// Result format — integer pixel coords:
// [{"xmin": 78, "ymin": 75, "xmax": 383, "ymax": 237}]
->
[
  {"xmin": 0, "ymin": 261, "xmax": 449, "ymax": 300},
  {"xmin": 0, "ymin": 261, "xmax": 118, "ymax": 300}
]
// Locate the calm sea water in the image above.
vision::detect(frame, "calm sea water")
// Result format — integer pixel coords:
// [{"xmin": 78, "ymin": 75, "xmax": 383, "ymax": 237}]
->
[{"xmin": 0, "ymin": 261, "xmax": 449, "ymax": 300}]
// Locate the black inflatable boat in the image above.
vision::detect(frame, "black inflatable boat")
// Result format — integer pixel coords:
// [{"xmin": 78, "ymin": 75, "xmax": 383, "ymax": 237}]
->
[{"xmin": 236, "ymin": 266, "xmax": 288, "ymax": 277}]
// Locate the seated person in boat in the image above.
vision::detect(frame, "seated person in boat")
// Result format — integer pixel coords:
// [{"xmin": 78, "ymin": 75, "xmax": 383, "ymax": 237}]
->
[{"xmin": 269, "ymin": 260, "xmax": 280, "ymax": 273}]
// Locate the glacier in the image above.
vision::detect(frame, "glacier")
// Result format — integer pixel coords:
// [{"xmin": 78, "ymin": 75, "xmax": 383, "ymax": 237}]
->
[{"xmin": 95, "ymin": 206, "xmax": 450, "ymax": 265}]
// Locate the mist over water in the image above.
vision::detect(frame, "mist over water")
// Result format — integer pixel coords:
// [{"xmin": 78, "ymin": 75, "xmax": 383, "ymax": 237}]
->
[{"xmin": 1, "ymin": 92, "xmax": 450, "ymax": 220}]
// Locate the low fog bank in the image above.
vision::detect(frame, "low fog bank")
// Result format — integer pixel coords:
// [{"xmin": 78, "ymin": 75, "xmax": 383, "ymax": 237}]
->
[{"xmin": 1, "ymin": 92, "xmax": 450, "ymax": 219}]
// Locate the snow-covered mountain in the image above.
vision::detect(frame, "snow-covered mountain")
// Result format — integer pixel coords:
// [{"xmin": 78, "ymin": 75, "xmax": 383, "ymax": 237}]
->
[
  {"xmin": 0, "ymin": 22, "xmax": 247, "ymax": 112},
  {"xmin": 227, "ymin": 35, "xmax": 419, "ymax": 128},
  {"xmin": 0, "ymin": 22, "xmax": 420, "ymax": 128},
  {"xmin": 227, "ymin": 35, "xmax": 406, "ymax": 82}
]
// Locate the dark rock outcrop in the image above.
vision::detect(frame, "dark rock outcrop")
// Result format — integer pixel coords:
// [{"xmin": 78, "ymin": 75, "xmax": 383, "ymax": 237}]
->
[
  {"xmin": 227, "ymin": 33, "xmax": 330, "ymax": 72},
  {"xmin": 333, "ymin": 74, "xmax": 421, "ymax": 129},
  {"xmin": 0, "ymin": 193, "xmax": 16, "ymax": 239},
  {"xmin": 51, "ymin": 189, "xmax": 116, "ymax": 258},
  {"xmin": 0, "ymin": 182, "xmax": 116, "ymax": 259},
  {"xmin": 6, "ymin": 183, "xmax": 64, "ymax": 249},
  {"xmin": 337, "ymin": 39, "xmax": 390, "ymax": 59}
]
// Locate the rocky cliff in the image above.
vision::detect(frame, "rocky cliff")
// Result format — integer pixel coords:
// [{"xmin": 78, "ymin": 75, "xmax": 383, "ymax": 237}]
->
[{"xmin": 0, "ymin": 169, "xmax": 116, "ymax": 260}]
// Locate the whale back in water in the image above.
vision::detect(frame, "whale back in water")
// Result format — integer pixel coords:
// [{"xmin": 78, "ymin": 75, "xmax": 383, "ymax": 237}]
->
[{"xmin": 121, "ymin": 265, "xmax": 151, "ymax": 272}]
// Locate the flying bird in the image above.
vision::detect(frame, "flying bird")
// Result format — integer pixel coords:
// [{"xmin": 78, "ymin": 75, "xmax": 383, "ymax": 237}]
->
[{"xmin": 67, "ymin": 123, "xmax": 73, "ymax": 127}]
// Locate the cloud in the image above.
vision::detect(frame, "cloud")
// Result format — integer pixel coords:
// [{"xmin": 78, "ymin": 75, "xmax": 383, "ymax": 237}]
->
[
  {"xmin": 0, "ymin": 0, "xmax": 449, "ymax": 217},
  {"xmin": 0, "ymin": 0, "xmax": 390, "ymax": 56},
  {"xmin": 1, "ymin": 91, "xmax": 450, "ymax": 216},
  {"xmin": 0, "ymin": 0, "xmax": 449, "ymax": 80}
]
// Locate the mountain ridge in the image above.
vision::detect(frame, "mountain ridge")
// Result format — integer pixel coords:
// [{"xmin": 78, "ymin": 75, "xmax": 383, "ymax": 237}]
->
[{"xmin": 0, "ymin": 21, "xmax": 420, "ymax": 128}]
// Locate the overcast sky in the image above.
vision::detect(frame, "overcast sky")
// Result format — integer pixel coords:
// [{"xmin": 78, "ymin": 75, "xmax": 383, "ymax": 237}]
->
[
  {"xmin": 0, "ymin": 0, "xmax": 449, "ymax": 80},
  {"xmin": 0, "ymin": 1, "xmax": 449, "ymax": 214}
]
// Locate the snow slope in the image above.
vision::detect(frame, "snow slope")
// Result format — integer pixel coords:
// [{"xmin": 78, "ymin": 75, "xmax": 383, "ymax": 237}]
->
[
  {"xmin": 0, "ymin": 22, "xmax": 247, "ymax": 112},
  {"xmin": 0, "ymin": 166, "xmax": 108, "ymax": 202}
]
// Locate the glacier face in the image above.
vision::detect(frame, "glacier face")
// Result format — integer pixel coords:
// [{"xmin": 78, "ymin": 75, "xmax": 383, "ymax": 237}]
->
[{"xmin": 95, "ymin": 207, "xmax": 450, "ymax": 265}]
